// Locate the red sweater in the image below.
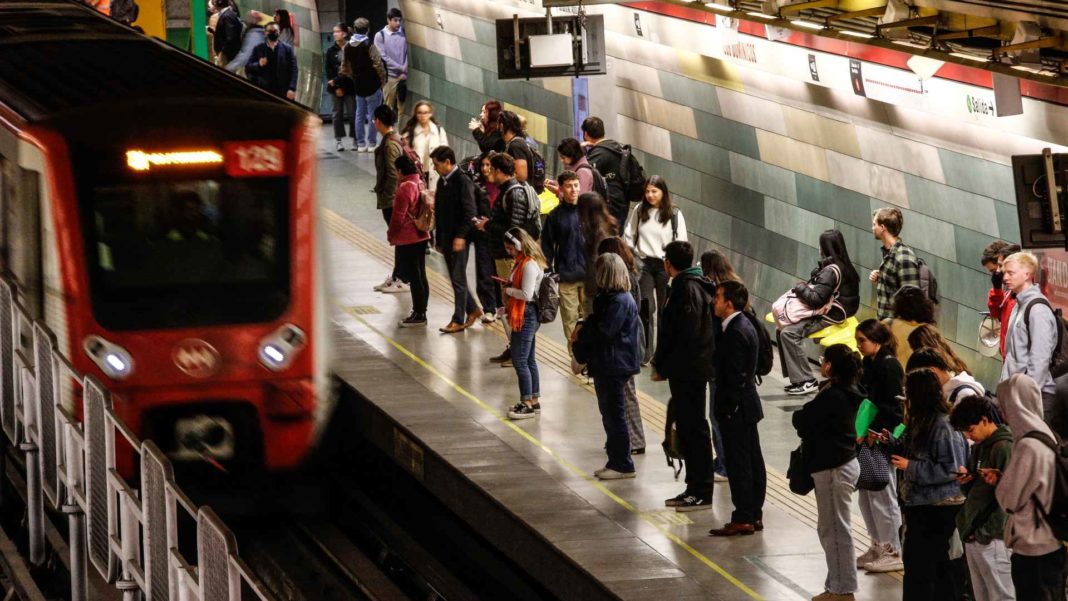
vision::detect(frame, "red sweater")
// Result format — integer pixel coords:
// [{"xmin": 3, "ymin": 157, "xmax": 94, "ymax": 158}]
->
[
  {"xmin": 388, "ymin": 174, "xmax": 431, "ymax": 247},
  {"xmin": 987, "ymin": 287, "xmax": 1016, "ymax": 358}
]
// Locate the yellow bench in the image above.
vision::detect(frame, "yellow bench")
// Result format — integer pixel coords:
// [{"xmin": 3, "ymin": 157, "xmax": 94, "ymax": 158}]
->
[{"xmin": 764, "ymin": 314, "xmax": 860, "ymax": 352}]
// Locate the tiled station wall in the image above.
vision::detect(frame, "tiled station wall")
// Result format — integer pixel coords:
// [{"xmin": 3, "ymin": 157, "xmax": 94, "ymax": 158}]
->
[{"xmin": 395, "ymin": 0, "xmax": 1066, "ymax": 388}]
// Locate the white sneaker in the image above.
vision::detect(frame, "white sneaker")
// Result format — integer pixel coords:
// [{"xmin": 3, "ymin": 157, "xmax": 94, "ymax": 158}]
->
[
  {"xmin": 856, "ymin": 543, "xmax": 880, "ymax": 568},
  {"xmin": 714, "ymin": 473, "xmax": 728, "ymax": 482},
  {"xmin": 363, "ymin": 143, "xmax": 375, "ymax": 153},
  {"xmin": 863, "ymin": 546, "xmax": 903, "ymax": 573},
  {"xmin": 596, "ymin": 468, "xmax": 636, "ymax": 480},
  {"xmin": 373, "ymin": 276, "xmax": 395, "ymax": 292},
  {"xmin": 335, "ymin": 140, "xmax": 344, "ymax": 151},
  {"xmin": 382, "ymin": 280, "xmax": 409, "ymax": 293},
  {"xmin": 481, "ymin": 313, "xmax": 497, "ymax": 324},
  {"xmin": 356, "ymin": 145, "xmax": 368, "ymax": 152}
]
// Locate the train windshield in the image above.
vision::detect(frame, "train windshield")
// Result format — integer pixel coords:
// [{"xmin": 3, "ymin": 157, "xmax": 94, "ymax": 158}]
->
[{"xmin": 84, "ymin": 178, "xmax": 290, "ymax": 330}]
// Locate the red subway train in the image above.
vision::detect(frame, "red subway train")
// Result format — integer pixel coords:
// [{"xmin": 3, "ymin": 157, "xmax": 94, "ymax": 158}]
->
[{"xmin": 0, "ymin": 0, "xmax": 331, "ymax": 473}]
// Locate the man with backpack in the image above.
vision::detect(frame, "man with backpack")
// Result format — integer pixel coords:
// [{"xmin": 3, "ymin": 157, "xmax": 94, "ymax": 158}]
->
[
  {"xmin": 554, "ymin": 138, "xmax": 607, "ymax": 196},
  {"xmin": 371, "ymin": 105, "xmax": 408, "ymax": 295},
  {"xmin": 374, "ymin": 8, "xmax": 408, "ymax": 120},
  {"xmin": 431, "ymin": 146, "xmax": 481, "ymax": 334},
  {"xmin": 499, "ymin": 111, "xmax": 546, "ymax": 193},
  {"xmin": 870, "ymin": 207, "xmax": 923, "ymax": 320},
  {"xmin": 347, "ymin": 18, "xmax": 387, "ymax": 152},
  {"xmin": 991, "ymin": 374, "xmax": 1065, "ymax": 601},
  {"xmin": 1001, "ymin": 251, "xmax": 1065, "ymax": 436},
  {"xmin": 651, "ymin": 241, "xmax": 717, "ymax": 512},
  {"xmin": 582, "ymin": 116, "xmax": 645, "ymax": 229}
]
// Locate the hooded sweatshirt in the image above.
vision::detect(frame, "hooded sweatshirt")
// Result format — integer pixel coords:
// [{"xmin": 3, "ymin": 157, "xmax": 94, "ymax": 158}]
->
[
  {"xmin": 956, "ymin": 424, "xmax": 1013, "ymax": 544},
  {"xmin": 944, "ymin": 371, "xmax": 984, "ymax": 406},
  {"xmin": 995, "ymin": 373, "xmax": 1061, "ymax": 556},
  {"xmin": 1002, "ymin": 285, "xmax": 1058, "ymax": 396}
]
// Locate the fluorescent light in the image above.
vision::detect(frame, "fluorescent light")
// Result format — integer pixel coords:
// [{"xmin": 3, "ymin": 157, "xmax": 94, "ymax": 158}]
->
[
  {"xmin": 746, "ymin": 11, "xmax": 776, "ymax": 19},
  {"xmin": 949, "ymin": 52, "xmax": 988, "ymax": 63},
  {"xmin": 791, "ymin": 19, "xmax": 824, "ymax": 30},
  {"xmin": 840, "ymin": 30, "xmax": 873, "ymax": 39},
  {"xmin": 705, "ymin": 2, "xmax": 734, "ymax": 12}
]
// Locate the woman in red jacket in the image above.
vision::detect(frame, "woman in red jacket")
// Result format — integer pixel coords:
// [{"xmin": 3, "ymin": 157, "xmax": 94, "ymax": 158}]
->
[{"xmin": 389, "ymin": 154, "xmax": 431, "ymax": 327}]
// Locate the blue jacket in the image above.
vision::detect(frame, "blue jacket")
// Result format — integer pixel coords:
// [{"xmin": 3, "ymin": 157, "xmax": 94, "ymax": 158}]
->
[
  {"xmin": 897, "ymin": 416, "xmax": 968, "ymax": 506},
  {"xmin": 541, "ymin": 203, "xmax": 586, "ymax": 283},
  {"xmin": 246, "ymin": 41, "xmax": 298, "ymax": 97},
  {"xmin": 575, "ymin": 291, "xmax": 641, "ymax": 378}
]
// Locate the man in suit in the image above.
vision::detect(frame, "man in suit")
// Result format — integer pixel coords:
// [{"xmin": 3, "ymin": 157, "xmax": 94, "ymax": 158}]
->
[
  {"xmin": 709, "ymin": 280, "xmax": 767, "ymax": 536},
  {"xmin": 430, "ymin": 146, "xmax": 482, "ymax": 334},
  {"xmin": 651, "ymin": 241, "xmax": 716, "ymax": 512},
  {"xmin": 245, "ymin": 21, "xmax": 298, "ymax": 100}
]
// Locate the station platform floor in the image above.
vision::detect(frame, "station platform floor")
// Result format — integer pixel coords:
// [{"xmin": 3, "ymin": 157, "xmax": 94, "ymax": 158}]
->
[{"xmin": 318, "ymin": 132, "xmax": 903, "ymax": 600}]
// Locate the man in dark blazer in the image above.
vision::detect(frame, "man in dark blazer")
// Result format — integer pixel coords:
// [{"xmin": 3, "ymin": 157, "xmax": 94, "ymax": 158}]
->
[
  {"xmin": 245, "ymin": 21, "xmax": 299, "ymax": 100},
  {"xmin": 709, "ymin": 280, "xmax": 767, "ymax": 536},
  {"xmin": 430, "ymin": 145, "xmax": 481, "ymax": 334},
  {"xmin": 651, "ymin": 241, "xmax": 717, "ymax": 512}
]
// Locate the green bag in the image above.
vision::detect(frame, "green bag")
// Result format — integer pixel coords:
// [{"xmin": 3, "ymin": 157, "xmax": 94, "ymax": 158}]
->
[{"xmin": 855, "ymin": 398, "xmax": 906, "ymax": 439}]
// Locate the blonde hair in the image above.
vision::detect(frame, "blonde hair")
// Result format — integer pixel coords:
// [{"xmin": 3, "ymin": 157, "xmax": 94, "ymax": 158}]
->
[
  {"xmin": 506, "ymin": 228, "xmax": 547, "ymax": 268},
  {"xmin": 1004, "ymin": 251, "xmax": 1039, "ymax": 274},
  {"xmin": 595, "ymin": 253, "xmax": 631, "ymax": 293}
]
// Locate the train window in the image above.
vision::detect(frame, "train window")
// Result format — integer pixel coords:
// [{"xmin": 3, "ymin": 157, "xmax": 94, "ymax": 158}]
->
[{"xmin": 82, "ymin": 178, "xmax": 290, "ymax": 330}]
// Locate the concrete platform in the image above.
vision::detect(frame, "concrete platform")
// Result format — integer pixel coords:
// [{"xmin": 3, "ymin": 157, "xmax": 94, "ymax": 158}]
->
[{"xmin": 319, "ymin": 134, "xmax": 903, "ymax": 600}]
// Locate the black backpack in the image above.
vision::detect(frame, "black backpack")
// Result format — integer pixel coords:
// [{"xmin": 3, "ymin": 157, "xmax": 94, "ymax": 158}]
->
[
  {"xmin": 347, "ymin": 41, "xmax": 383, "ymax": 97},
  {"xmin": 1021, "ymin": 431, "xmax": 1068, "ymax": 541},
  {"xmin": 575, "ymin": 162, "xmax": 608, "ymax": 198},
  {"xmin": 916, "ymin": 256, "xmax": 940, "ymax": 305},
  {"xmin": 524, "ymin": 139, "xmax": 547, "ymax": 194},
  {"xmin": 536, "ymin": 272, "xmax": 560, "ymax": 324},
  {"xmin": 1021, "ymin": 297, "xmax": 1068, "ymax": 378},
  {"xmin": 617, "ymin": 144, "xmax": 647, "ymax": 203},
  {"xmin": 742, "ymin": 307, "xmax": 774, "ymax": 378}
]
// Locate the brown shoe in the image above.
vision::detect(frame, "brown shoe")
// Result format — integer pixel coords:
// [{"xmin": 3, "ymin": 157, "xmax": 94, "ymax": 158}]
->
[
  {"xmin": 753, "ymin": 519, "xmax": 764, "ymax": 531},
  {"xmin": 708, "ymin": 522, "xmax": 756, "ymax": 537},
  {"xmin": 464, "ymin": 309, "xmax": 484, "ymax": 328},
  {"xmin": 439, "ymin": 322, "xmax": 467, "ymax": 334}
]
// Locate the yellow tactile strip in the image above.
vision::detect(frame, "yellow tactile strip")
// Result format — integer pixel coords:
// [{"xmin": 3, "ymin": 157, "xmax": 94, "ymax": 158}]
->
[{"xmin": 323, "ymin": 208, "xmax": 902, "ymax": 578}]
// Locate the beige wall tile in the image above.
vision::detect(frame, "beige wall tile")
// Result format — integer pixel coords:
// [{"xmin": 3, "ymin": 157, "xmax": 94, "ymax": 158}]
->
[
  {"xmin": 826, "ymin": 151, "xmax": 909, "ymax": 209},
  {"xmin": 617, "ymin": 88, "xmax": 697, "ymax": 139},
  {"xmin": 617, "ymin": 115, "xmax": 673, "ymax": 161},
  {"xmin": 541, "ymin": 78, "xmax": 573, "ymax": 98},
  {"xmin": 503, "ymin": 103, "xmax": 548, "ymax": 144},
  {"xmin": 782, "ymin": 106, "xmax": 862, "ymax": 159},
  {"xmin": 613, "ymin": 60, "xmax": 664, "ymax": 99},
  {"xmin": 855, "ymin": 127, "xmax": 946, "ymax": 184},
  {"xmin": 756, "ymin": 129, "xmax": 828, "ymax": 182},
  {"xmin": 718, "ymin": 88, "xmax": 787, "ymax": 136}
]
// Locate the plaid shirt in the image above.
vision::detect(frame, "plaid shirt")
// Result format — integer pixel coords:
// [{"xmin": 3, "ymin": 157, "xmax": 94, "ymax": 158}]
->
[{"xmin": 876, "ymin": 240, "xmax": 921, "ymax": 319}]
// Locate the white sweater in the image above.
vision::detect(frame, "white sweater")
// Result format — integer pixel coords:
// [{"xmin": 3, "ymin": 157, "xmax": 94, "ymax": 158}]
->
[
  {"xmin": 507, "ymin": 260, "xmax": 543, "ymax": 301},
  {"xmin": 622, "ymin": 204, "xmax": 687, "ymax": 259},
  {"xmin": 406, "ymin": 123, "xmax": 448, "ymax": 190}
]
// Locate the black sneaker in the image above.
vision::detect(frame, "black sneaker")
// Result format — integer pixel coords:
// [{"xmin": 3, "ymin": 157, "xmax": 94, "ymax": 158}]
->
[
  {"xmin": 490, "ymin": 347, "xmax": 511, "ymax": 363},
  {"xmin": 785, "ymin": 380, "xmax": 818, "ymax": 396},
  {"xmin": 507, "ymin": 403, "xmax": 537, "ymax": 420},
  {"xmin": 673, "ymin": 495, "xmax": 713, "ymax": 513},
  {"xmin": 398, "ymin": 312, "xmax": 427, "ymax": 328}
]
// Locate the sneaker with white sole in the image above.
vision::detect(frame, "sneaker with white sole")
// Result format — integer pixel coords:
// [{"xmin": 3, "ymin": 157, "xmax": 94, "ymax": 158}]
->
[
  {"xmin": 673, "ymin": 495, "xmax": 712, "ymax": 512},
  {"xmin": 856, "ymin": 543, "xmax": 880, "ymax": 568},
  {"xmin": 507, "ymin": 403, "xmax": 537, "ymax": 420},
  {"xmin": 481, "ymin": 313, "xmax": 497, "ymax": 324},
  {"xmin": 863, "ymin": 546, "xmax": 903, "ymax": 573},
  {"xmin": 335, "ymin": 140, "xmax": 345, "ymax": 151},
  {"xmin": 357, "ymin": 145, "xmax": 368, "ymax": 152},
  {"xmin": 362, "ymin": 144, "xmax": 375, "ymax": 153},
  {"xmin": 398, "ymin": 312, "xmax": 427, "ymax": 328},
  {"xmin": 373, "ymin": 276, "xmax": 395, "ymax": 292},
  {"xmin": 714, "ymin": 473, "xmax": 728, "ymax": 482},
  {"xmin": 596, "ymin": 468, "xmax": 636, "ymax": 480},
  {"xmin": 785, "ymin": 380, "xmax": 818, "ymax": 395},
  {"xmin": 382, "ymin": 280, "xmax": 410, "ymax": 293}
]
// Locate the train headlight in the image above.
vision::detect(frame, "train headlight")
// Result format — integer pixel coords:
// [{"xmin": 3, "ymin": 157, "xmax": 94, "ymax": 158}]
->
[
  {"xmin": 83, "ymin": 336, "xmax": 134, "ymax": 380},
  {"xmin": 258, "ymin": 324, "xmax": 305, "ymax": 372}
]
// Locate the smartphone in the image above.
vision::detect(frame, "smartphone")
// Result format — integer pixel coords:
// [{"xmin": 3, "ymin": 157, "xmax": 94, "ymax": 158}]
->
[{"xmin": 492, "ymin": 275, "xmax": 510, "ymax": 284}]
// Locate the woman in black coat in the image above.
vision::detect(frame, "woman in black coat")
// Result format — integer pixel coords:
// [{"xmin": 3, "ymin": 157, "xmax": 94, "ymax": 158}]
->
[{"xmin": 573, "ymin": 253, "xmax": 641, "ymax": 480}]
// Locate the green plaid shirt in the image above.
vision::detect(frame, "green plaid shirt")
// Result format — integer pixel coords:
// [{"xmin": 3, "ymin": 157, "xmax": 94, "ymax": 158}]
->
[{"xmin": 876, "ymin": 240, "xmax": 921, "ymax": 319}]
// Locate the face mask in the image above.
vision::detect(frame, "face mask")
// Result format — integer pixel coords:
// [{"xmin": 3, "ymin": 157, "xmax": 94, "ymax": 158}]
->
[
  {"xmin": 267, "ymin": 31, "xmax": 280, "ymax": 41},
  {"xmin": 991, "ymin": 270, "xmax": 1004, "ymax": 289}
]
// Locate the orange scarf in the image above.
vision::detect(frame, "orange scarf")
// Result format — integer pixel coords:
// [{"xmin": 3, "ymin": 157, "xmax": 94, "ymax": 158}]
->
[{"xmin": 507, "ymin": 254, "xmax": 531, "ymax": 331}]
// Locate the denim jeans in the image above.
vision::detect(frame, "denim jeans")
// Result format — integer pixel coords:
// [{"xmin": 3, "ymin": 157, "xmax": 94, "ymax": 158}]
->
[
  {"xmin": 332, "ymin": 94, "xmax": 355, "ymax": 141},
  {"xmin": 595, "ymin": 375, "xmax": 634, "ymax": 473},
  {"xmin": 354, "ymin": 88, "xmax": 383, "ymax": 147},
  {"xmin": 814, "ymin": 459, "xmax": 859, "ymax": 595},
  {"xmin": 510, "ymin": 305, "xmax": 540, "ymax": 401},
  {"xmin": 443, "ymin": 243, "xmax": 478, "ymax": 324}
]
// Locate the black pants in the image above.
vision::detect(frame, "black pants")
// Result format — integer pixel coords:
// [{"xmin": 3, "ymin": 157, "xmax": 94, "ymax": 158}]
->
[
  {"xmin": 902, "ymin": 504, "xmax": 959, "ymax": 601},
  {"xmin": 1012, "ymin": 546, "xmax": 1066, "ymax": 601},
  {"xmin": 638, "ymin": 257, "xmax": 669, "ymax": 362},
  {"xmin": 721, "ymin": 421, "xmax": 767, "ymax": 523},
  {"xmin": 395, "ymin": 240, "xmax": 429, "ymax": 313},
  {"xmin": 667, "ymin": 378, "xmax": 714, "ymax": 499},
  {"xmin": 443, "ymin": 243, "xmax": 478, "ymax": 324},
  {"xmin": 332, "ymin": 94, "xmax": 354, "ymax": 140},
  {"xmin": 473, "ymin": 237, "xmax": 501, "ymax": 313},
  {"xmin": 382, "ymin": 208, "xmax": 403, "ymax": 282}
]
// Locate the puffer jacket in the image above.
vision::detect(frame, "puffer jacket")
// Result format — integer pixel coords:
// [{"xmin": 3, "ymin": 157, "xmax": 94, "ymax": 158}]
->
[
  {"xmin": 574, "ymin": 291, "xmax": 641, "ymax": 378},
  {"xmin": 790, "ymin": 259, "xmax": 860, "ymax": 323},
  {"xmin": 652, "ymin": 267, "xmax": 716, "ymax": 381},
  {"xmin": 486, "ymin": 179, "xmax": 534, "ymax": 259}
]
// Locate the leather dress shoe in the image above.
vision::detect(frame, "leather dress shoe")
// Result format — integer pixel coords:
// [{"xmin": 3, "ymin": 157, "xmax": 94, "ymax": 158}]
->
[
  {"xmin": 464, "ymin": 310, "xmax": 484, "ymax": 327},
  {"xmin": 709, "ymin": 522, "xmax": 756, "ymax": 537},
  {"xmin": 753, "ymin": 519, "xmax": 763, "ymax": 531},
  {"xmin": 439, "ymin": 322, "xmax": 467, "ymax": 334}
]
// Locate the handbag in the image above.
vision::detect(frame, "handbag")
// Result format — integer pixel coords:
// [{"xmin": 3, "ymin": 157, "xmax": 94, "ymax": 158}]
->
[
  {"xmin": 787, "ymin": 445, "xmax": 814, "ymax": 495},
  {"xmin": 772, "ymin": 264, "xmax": 842, "ymax": 328},
  {"xmin": 856, "ymin": 442, "xmax": 891, "ymax": 491}
]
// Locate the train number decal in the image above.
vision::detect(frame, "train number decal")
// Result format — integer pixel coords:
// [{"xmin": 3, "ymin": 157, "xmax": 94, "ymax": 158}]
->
[{"xmin": 224, "ymin": 141, "xmax": 287, "ymax": 177}]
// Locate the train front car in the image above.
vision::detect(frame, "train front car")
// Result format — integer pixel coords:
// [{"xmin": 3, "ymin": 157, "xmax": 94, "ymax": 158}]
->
[{"xmin": 50, "ymin": 102, "xmax": 326, "ymax": 474}]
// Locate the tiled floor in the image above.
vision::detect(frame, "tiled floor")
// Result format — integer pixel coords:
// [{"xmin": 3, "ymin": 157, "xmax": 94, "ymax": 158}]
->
[{"xmin": 320, "ymin": 131, "xmax": 903, "ymax": 600}]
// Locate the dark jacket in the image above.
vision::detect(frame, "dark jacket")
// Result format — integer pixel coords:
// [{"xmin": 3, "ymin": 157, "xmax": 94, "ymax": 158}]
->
[
  {"xmin": 344, "ymin": 37, "xmax": 387, "ymax": 97},
  {"xmin": 585, "ymin": 139, "xmax": 626, "ymax": 211},
  {"xmin": 486, "ymin": 179, "xmax": 533, "ymax": 260},
  {"xmin": 434, "ymin": 168, "xmax": 478, "ymax": 245},
  {"xmin": 714, "ymin": 310, "xmax": 764, "ymax": 427},
  {"xmin": 791, "ymin": 259, "xmax": 860, "ymax": 322},
  {"xmin": 245, "ymin": 41, "xmax": 298, "ymax": 97},
  {"xmin": 541, "ymin": 203, "xmax": 586, "ymax": 283},
  {"xmin": 473, "ymin": 127, "xmax": 505, "ymax": 154},
  {"xmin": 575, "ymin": 291, "xmax": 641, "ymax": 378},
  {"xmin": 653, "ymin": 268, "xmax": 716, "ymax": 381},
  {"xmin": 373, "ymin": 134, "xmax": 403, "ymax": 209},
  {"xmin": 793, "ymin": 383, "xmax": 861, "ymax": 473},
  {"xmin": 325, "ymin": 42, "xmax": 354, "ymax": 95},
  {"xmin": 861, "ymin": 347, "xmax": 904, "ymax": 433},
  {"xmin": 957, "ymin": 424, "xmax": 1013, "ymax": 544},
  {"xmin": 214, "ymin": 8, "xmax": 243, "ymax": 59}
]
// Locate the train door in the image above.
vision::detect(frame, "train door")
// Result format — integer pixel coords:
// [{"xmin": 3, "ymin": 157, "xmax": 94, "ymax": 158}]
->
[{"xmin": 0, "ymin": 154, "xmax": 42, "ymax": 320}]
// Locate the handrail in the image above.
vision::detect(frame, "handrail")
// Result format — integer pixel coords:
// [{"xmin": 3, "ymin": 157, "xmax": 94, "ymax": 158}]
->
[{"xmin": 0, "ymin": 279, "xmax": 274, "ymax": 601}]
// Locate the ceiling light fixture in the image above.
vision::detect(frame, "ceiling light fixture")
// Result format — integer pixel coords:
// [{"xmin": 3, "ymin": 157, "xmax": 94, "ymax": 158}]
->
[{"xmin": 791, "ymin": 19, "xmax": 824, "ymax": 30}]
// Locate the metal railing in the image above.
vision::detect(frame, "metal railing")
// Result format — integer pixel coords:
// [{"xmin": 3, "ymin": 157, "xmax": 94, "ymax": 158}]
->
[{"xmin": 0, "ymin": 279, "xmax": 274, "ymax": 601}]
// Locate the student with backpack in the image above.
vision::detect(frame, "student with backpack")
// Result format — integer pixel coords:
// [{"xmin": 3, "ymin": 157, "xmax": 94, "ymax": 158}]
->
[
  {"xmin": 499, "ymin": 111, "xmax": 546, "ymax": 193},
  {"xmin": 775, "ymin": 230, "xmax": 860, "ymax": 396},
  {"xmin": 622, "ymin": 176, "xmax": 686, "ymax": 365},
  {"xmin": 991, "ymin": 373, "xmax": 1065, "ymax": 601},
  {"xmin": 501, "ymin": 229, "xmax": 547, "ymax": 420},
  {"xmin": 346, "ymin": 18, "xmax": 387, "ymax": 152},
  {"xmin": 906, "ymin": 328, "xmax": 988, "ymax": 406},
  {"xmin": 582, "ymin": 116, "xmax": 646, "ymax": 229},
  {"xmin": 554, "ymin": 138, "xmax": 607, "ymax": 196},
  {"xmin": 870, "ymin": 207, "xmax": 924, "ymax": 320},
  {"xmin": 388, "ymin": 154, "xmax": 430, "ymax": 328},
  {"xmin": 371, "ymin": 105, "xmax": 410, "ymax": 295}
]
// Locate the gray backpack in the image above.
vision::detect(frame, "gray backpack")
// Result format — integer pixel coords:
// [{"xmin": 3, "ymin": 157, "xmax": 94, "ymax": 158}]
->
[{"xmin": 536, "ymin": 272, "xmax": 560, "ymax": 324}]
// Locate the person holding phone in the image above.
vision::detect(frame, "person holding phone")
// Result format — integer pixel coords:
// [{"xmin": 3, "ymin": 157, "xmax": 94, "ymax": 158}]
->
[{"xmin": 501, "ymin": 228, "xmax": 547, "ymax": 420}]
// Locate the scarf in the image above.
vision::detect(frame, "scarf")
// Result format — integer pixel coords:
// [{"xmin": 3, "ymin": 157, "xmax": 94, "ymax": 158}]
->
[{"xmin": 508, "ymin": 253, "xmax": 531, "ymax": 331}]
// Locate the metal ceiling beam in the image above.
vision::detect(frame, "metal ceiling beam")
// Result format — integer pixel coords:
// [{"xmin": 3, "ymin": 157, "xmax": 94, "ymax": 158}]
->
[
  {"xmin": 932, "ymin": 24, "xmax": 1002, "ymax": 39},
  {"xmin": 825, "ymin": 6, "xmax": 887, "ymax": 22},
  {"xmin": 779, "ymin": 0, "xmax": 839, "ymax": 14},
  {"xmin": 876, "ymin": 14, "xmax": 941, "ymax": 32},
  {"xmin": 992, "ymin": 33, "xmax": 1063, "ymax": 56}
]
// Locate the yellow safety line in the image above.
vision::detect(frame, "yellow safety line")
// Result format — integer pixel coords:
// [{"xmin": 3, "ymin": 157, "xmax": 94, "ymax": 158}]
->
[{"xmin": 344, "ymin": 310, "xmax": 764, "ymax": 600}]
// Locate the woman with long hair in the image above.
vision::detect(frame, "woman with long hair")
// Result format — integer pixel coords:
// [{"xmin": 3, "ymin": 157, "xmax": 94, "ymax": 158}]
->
[
  {"xmin": 700, "ymin": 249, "xmax": 742, "ymax": 285},
  {"xmin": 578, "ymin": 192, "xmax": 618, "ymax": 310},
  {"xmin": 888, "ymin": 285, "xmax": 937, "ymax": 368},
  {"xmin": 503, "ymin": 228, "xmax": 548, "ymax": 420},
  {"xmin": 470, "ymin": 100, "xmax": 505, "ymax": 154},
  {"xmin": 622, "ymin": 176, "xmax": 687, "ymax": 364},
  {"xmin": 907, "ymin": 324, "xmax": 968, "ymax": 373},
  {"xmin": 792, "ymin": 344, "xmax": 864, "ymax": 601},
  {"xmin": 273, "ymin": 8, "xmax": 296, "ymax": 45},
  {"xmin": 890, "ymin": 368, "xmax": 968, "ymax": 600},
  {"xmin": 854, "ymin": 319, "xmax": 905, "ymax": 573},
  {"xmin": 400, "ymin": 100, "xmax": 448, "ymax": 190},
  {"xmin": 778, "ymin": 229, "xmax": 861, "ymax": 396},
  {"xmin": 597, "ymin": 237, "xmax": 646, "ymax": 454},
  {"xmin": 573, "ymin": 254, "xmax": 642, "ymax": 479}
]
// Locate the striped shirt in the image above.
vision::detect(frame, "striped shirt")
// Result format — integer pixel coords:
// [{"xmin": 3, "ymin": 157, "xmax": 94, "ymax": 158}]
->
[{"xmin": 876, "ymin": 240, "xmax": 921, "ymax": 319}]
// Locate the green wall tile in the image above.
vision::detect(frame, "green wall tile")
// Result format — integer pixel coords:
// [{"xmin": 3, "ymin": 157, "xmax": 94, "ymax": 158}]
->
[
  {"xmin": 995, "ymin": 200, "xmax": 1022, "ymax": 244},
  {"xmin": 731, "ymin": 219, "xmax": 801, "ymax": 277},
  {"xmin": 796, "ymin": 175, "xmax": 870, "ymax": 231},
  {"xmin": 729, "ymin": 153, "xmax": 797, "ymax": 205},
  {"xmin": 954, "ymin": 226, "xmax": 999, "ymax": 274},
  {"xmin": 670, "ymin": 134, "xmax": 731, "ymax": 181},
  {"xmin": 459, "ymin": 37, "xmax": 497, "ymax": 72},
  {"xmin": 658, "ymin": 72, "xmax": 722, "ymax": 117},
  {"xmin": 938, "ymin": 149, "xmax": 1016, "ymax": 205},
  {"xmin": 905, "ymin": 175, "xmax": 1000, "ymax": 238},
  {"xmin": 763, "ymin": 196, "xmax": 834, "ymax": 250},
  {"xmin": 700, "ymin": 174, "xmax": 764, "ymax": 226},
  {"xmin": 694, "ymin": 111, "xmax": 759, "ymax": 159}
]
